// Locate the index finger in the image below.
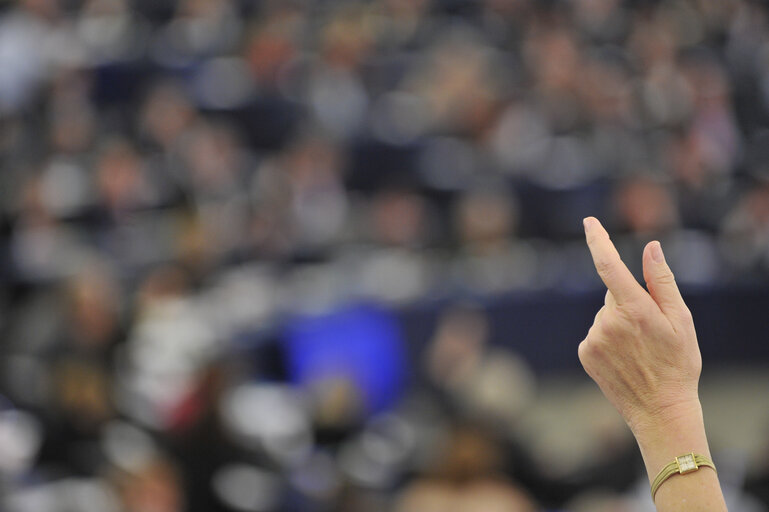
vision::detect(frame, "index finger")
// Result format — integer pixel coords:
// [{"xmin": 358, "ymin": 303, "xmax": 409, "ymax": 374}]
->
[{"xmin": 583, "ymin": 217, "xmax": 645, "ymax": 305}]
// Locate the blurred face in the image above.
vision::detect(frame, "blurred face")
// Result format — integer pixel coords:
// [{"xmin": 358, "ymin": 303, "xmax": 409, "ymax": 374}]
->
[
  {"xmin": 371, "ymin": 191, "xmax": 426, "ymax": 247},
  {"xmin": 69, "ymin": 271, "xmax": 120, "ymax": 346},
  {"xmin": 141, "ymin": 84, "xmax": 196, "ymax": 148},
  {"xmin": 426, "ymin": 307, "xmax": 488, "ymax": 385},
  {"xmin": 50, "ymin": 103, "xmax": 96, "ymax": 154},
  {"xmin": 395, "ymin": 479, "xmax": 535, "ymax": 512},
  {"xmin": 457, "ymin": 480, "xmax": 536, "ymax": 512},
  {"xmin": 96, "ymin": 141, "xmax": 146, "ymax": 210},
  {"xmin": 746, "ymin": 186, "xmax": 769, "ymax": 226},
  {"xmin": 525, "ymin": 29, "xmax": 581, "ymax": 93},
  {"xmin": 119, "ymin": 461, "xmax": 184, "ymax": 512},
  {"xmin": 457, "ymin": 191, "xmax": 513, "ymax": 250},
  {"xmin": 616, "ymin": 178, "xmax": 677, "ymax": 234}
]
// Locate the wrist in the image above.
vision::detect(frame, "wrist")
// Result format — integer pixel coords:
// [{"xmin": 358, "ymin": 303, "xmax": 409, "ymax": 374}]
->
[
  {"xmin": 628, "ymin": 398, "xmax": 704, "ymax": 441},
  {"xmin": 627, "ymin": 399, "xmax": 712, "ymax": 482}
]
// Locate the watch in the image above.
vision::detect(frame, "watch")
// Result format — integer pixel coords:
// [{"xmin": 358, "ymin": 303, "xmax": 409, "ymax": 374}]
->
[{"xmin": 650, "ymin": 453, "xmax": 717, "ymax": 501}]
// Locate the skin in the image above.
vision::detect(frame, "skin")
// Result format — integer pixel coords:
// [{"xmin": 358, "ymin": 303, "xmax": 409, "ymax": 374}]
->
[{"xmin": 579, "ymin": 217, "xmax": 727, "ymax": 511}]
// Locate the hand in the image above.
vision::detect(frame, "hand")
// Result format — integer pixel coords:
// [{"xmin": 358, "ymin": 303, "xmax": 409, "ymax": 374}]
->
[{"xmin": 578, "ymin": 217, "xmax": 702, "ymax": 436}]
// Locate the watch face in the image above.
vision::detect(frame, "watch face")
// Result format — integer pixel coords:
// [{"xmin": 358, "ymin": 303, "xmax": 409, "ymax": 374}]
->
[{"xmin": 676, "ymin": 454, "xmax": 698, "ymax": 474}]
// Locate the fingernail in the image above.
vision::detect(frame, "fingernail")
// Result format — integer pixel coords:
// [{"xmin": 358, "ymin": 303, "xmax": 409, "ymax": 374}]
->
[
  {"xmin": 583, "ymin": 217, "xmax": 592, "ymax": 233},
  {"xmin": 652, "ymin": 241, "xmax": 665, "ymax": 263}
]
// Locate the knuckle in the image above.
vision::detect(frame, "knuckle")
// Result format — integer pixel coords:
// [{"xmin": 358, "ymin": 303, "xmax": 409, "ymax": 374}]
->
[
  {"xmin": 578, "ymin": 339, "xmax": 596, "ymax": 365},
  {"xmin": 601, "ymin": 314, "xmax": 624, "ymax": 337},
  {"xmin": 674, "ymin": 305, "xmax": 694, "ymax": 327},
  {"xmin": 616, "ymin": 299, "xmax": 649, "ymax": 323},
  {"xmin": 633, "ymin": 302, "xmax": 658, "ymax": 329},
  {"xmin": 655, "ymin": 269, "xmax": 676, "ymax": 286},
  {"xmin": 594, "ymin": 257, "xmax": 614, "ymax": 279}
]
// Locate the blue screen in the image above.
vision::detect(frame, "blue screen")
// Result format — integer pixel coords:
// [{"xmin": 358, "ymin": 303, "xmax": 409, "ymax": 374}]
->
[{"xmin": 285, "ymin": 303, "xmax": 407, "ymax": 415}]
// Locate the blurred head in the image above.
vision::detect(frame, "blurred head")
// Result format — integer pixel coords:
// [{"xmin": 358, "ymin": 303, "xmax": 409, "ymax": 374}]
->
[
  {"xmin": 455, "ymin": 187, "xmax": 517, "ymax": 252},
  {"xmin": 615, "ymin": 176, "xmax": 678, "ymax": 235},
  {"xmin": 524, "ymin": 26, "xmax": 582, "ymax": 94},
  {"xmin": 95, "ymin": 138, "xmax": 148, "ymax": 212},
  {"xmin": 112, "ymin": 457, "xmax": 185, "ymax": 512},
  {"xmin": 135, "ymin": 264, "xmax": 192, "ymax": 313},
  {"xmin": 370, "ymin": 189, "xmax": 428, "ymax": 248},
  {"xmin": 579, "ymin": 49, "xmax": 634, "ymax": 124},
  {"xmin": 425, "ymin": 304, "xmax": 489, "ymax": 387},
  {"xmin": 66, "ymin": 266, "xmax": 122, "ymax": 347},
  {"xmin": 180, "ymin": 121, "xmax": 242, "ymax": 193},
  {"xmin": 245, "ymin": 5, "xmax": 304, "ymax": 88},
  {"xmin": 395, "ymin": 476, "xmax": 536, "ymax": 512},
  {"xmin": 140, "ymin": 82, "xmax": 197, "ymax": 149},
  {"xmin": 410, "ymin": 34, "xmax": 504, "ymax": 136},
  {"xmin": 319, "ymin": 5, "xmax": 375, "ymax": 70},
  {"xmin": 49, "ymin": 100, "xmax": 97, "ymax": 154}
]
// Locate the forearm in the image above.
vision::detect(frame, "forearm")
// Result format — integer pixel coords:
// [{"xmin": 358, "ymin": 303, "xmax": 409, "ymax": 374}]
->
[{"xmin": 630, "ymin": 401, "xmax": 727, "ymax": 512}]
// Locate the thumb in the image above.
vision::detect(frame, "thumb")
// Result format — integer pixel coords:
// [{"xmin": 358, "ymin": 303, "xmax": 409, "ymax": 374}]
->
[{"xmin": 642, "ymin": 241, "xmax": 688, "ymax": 322}]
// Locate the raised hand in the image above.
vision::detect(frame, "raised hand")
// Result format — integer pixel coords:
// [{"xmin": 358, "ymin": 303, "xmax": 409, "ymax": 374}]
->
[
  {"xmin": 579, "ymin": 217, "xmax": 726, "ymax": 511},
  {"xmin": 578, "ymin": 216, "xmax": 701, "ymax": 434}
]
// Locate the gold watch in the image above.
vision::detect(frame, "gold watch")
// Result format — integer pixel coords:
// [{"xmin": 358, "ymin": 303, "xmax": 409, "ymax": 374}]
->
[{"xmin": 650, "ymin": 453, "xmax": 716, "ymax": 501}]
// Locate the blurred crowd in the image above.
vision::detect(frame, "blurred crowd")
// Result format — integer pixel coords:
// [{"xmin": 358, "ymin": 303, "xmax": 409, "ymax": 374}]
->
[{"xmin": 2, "ymin": 0, "xmax": 769, "ymax": 510}]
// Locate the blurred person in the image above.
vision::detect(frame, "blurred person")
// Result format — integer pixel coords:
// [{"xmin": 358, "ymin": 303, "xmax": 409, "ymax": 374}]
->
[
  {"xmin": 719, "ymin": 182, "xmax": 769, "ymax": 280},
  {"xmin": 579, "ymin": 48, "xmax": 636, "ymax": 127},
  {"xmin": 151, "ymin": 0, "xmax": 243, "ymax": 65},
  {"xmin": 615, "ymin": 176, "xmax": 679, "ymax": 238},
  {"xmin": 424, "ymin": 303, "xmax": 535, "ymax": 431},
  {"xmin": 666, "ymin": 126, "xmax": 739, "ymax": 231},
  {"xmin": 666, "ymin": 52, "xmax": 743, "ymax": 231},
  {"xmin": 90, "ymin": 138, "xmax": 183, "ymax": 274},
  {"xmin": 613, "ymin": 175, "xmax": 720, "ymax": 284},
  {"xmin": 394, "ymin": 475, "xmax": 536, "ymax": 512},
  {"xmin": 250, "ymin": 134, "xmax": 349, "ymax": 257},
  {"xmin": 243, "ymin": 3, "xmax": 305, "ymax": 92},
  {"xmin": 572, "ymin": 0, "xmax": 628, "ymax": 44},
  {"xmin": 10, "ymin": 173, "xmax": 94, "ymax": 282},
  {"xmin": 94, "ymin": 137, "xmax": 157, "ymax": 217},
  {"xmin": 178, "ymin": 121, "xmax": 249, "ymax": 201},
  {"xmin": 139, "ymin": 81, "xmax": 199, "ymax": 154},
  {"xmin": 677, "ymin": 51, "xmax": 741, "ymax": 184},
  {"xmin": 35, "ymin": 266, "xmax": 123, "ymax": 475},
  {"xmin": 76, "ymin": 0, "xmax": 144, "ymax": 64},
  {"xmin": 110, "ymin": 454, "xmax": 185, "ymax": 512},
  {"xmin": 307, "ymin": 5, "xmax": 374, "ymax": 139},
  {"xmin": 317, "ymin": 4, "xmax": 375, "ymax": 74},
  {"xmin": 352, "ymin": 187, "xmax": 437, "ymax": 303},
  {"xmin": 406, "ymin": 30, "xmax": 505, "ymax": 139},
  {"xmin": 374, "ymin": 0, "xmax": 432, "ymax": 50},
  {"xmin": 567, "ymin": 490, "xmax": 634, "ymax": 512},
  {"xmin": 0, "ymin": 0, "xmax": 77, "ymax": 114},
  {"xmin": 116, "ymin": 263, "xmax": 218, "ymax": 426},
  {"xmin": 630, "ymin": 12, "xmax": 694, "ymax": 129},
  {"xmin": 369, "ymin": 188, "xmax": 429, "ymax": 250},
  {"xmin": 37, "ymin": 82, "xmax": 99, "ymax": 219},
  {"xmin": 282, "ymin": 135, "xmax": 349, "ymax": 253},
  {"xmin": 495, "ymin": 24, "xmax": 603, "ymax": 188},
  {"xmin": 248, "ymin": 159, "xmax": 296, "ymax": 258},
  {"xmin": 578, "ymin": 48, "xmax": 650, "ymax": 179},
  {"xmin": 477, "ymin": 0, "xmax": 535, "ymax": 48},
  {"xmin": 452, "ymin": 185, "xmax": 539, "ymax": 292},
  {"xmin": 175, "ymin": 121, "xmax": 253, "ymax": 263},
  {"xmin": 47, "ymin": 70, "xmax": 97, "ymax": 156},
  {"xmin": 522, "ymin": 23, "xmax": 585, "ymax": 133}
]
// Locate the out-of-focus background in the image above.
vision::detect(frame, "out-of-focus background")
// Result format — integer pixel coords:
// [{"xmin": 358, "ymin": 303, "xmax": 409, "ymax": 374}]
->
[{"xmin": 1, "ymin": 0, "xmax": 769, "ymax": 510}]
